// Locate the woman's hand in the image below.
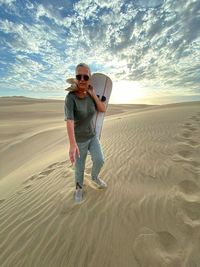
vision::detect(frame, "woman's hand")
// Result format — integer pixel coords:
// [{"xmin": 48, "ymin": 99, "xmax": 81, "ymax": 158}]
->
[
  {"xmin": 87, "ymin": 85, "xmax": 96, "ymax": 98},
  {"xmin": 87, "ymin": 85, "xmax": 106, "ymax": 112},
  {"xmin": 69, "ymin": 143, "xmax": 80, "ymax": 164}
]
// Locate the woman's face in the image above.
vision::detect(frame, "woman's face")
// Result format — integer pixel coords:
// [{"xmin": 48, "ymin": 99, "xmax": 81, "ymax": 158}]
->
[{"xmin": 76, "ymin": 66, "xmax": 91, "ymax": 91}]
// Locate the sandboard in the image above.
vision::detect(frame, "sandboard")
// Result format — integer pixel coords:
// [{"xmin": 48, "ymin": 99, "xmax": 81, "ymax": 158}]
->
[{"xmin": 91, "ymin": 73, "xmax": 112, "ymax": 140}]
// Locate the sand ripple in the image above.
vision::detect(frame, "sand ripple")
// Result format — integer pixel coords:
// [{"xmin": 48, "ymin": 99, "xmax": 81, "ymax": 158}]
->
[{"xmin": 0, "ymin": 101, "xmax": 200, "ymax": 266}]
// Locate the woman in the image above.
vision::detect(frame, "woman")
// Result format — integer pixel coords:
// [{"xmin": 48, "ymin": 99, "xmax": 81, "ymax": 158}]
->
[{"xmin": 64, "ymin": 63, "xmax": 107, "ymax": 202}]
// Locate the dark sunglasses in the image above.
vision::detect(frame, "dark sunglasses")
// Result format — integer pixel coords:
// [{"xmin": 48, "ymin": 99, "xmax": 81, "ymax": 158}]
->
[{"xmin": 76, "ymin": 74, "xmax": 90, "ymax": 81}]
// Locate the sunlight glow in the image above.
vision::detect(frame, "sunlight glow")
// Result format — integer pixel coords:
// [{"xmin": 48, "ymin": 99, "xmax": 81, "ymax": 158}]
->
[{"xmin": 110, "ymin": 80, "xmax": 145, "ymax": 104}]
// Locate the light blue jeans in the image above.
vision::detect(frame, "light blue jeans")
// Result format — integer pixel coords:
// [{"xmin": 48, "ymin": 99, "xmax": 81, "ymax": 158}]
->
[{"xmin": 75, "ymin": 135, "xmax": 104, "ymax": 188}]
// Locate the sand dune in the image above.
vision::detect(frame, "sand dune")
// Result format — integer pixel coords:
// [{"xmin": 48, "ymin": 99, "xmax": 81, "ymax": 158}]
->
[{"xmin": 0, "ymin": 97, "xmax": 200, "ymax": 267}]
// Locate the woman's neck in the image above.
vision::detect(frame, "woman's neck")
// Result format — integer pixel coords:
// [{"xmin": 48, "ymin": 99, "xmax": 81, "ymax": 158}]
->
[{"xmin": 75, "ymin": 89, "xmax": 88, "ymax": 98}]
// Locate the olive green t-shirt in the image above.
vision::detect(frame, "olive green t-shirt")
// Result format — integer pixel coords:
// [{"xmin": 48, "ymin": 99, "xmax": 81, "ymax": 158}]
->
[{"xmin": 64, "ymin": 92, "xmax": 97, "ymax": 142}]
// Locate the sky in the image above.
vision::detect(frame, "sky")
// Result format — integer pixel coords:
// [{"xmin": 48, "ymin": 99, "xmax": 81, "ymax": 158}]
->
[{"xmin": 0, "ymin": 0, "xmax": 200, "ymax": 104}]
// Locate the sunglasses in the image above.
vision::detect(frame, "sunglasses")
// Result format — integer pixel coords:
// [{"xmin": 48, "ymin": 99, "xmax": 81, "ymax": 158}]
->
[{"xmin": 76, "ymin": 74, "xmax": 90, "ymax": 81}]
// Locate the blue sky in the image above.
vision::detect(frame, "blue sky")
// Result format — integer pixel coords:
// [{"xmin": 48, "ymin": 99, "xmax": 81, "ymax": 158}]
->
[{"xmin": 0, "ymin": 0, "xmax": 200, "ymax": 104}]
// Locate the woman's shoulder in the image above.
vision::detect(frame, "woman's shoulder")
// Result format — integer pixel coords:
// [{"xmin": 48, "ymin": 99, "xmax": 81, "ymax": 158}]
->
[
  {"xmin": 66, "ymin": 91, "xmax": 76, "ymax": 99},
  {"xmin": 65, "ymin": 92, "xmax": 76, "ymax": 104}
]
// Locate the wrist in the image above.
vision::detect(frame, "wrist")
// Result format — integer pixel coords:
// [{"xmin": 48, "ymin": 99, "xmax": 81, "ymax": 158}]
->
[
  {"xmin": 92, "ymin": 93, "xmax": 98, "ymax": 100},
  {"xmin": 70, "ymin": 141, "xmax": 76, "ymax": 147}
]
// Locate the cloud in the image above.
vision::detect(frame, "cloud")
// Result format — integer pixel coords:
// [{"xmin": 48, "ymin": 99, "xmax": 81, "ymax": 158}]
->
[
  {"xmin": 0, "ymin": 0, "xmax": 15, "ymax": 6},
  {"xmin": 0, "ymin": 0, "xmax": 199, "ymax": 102}
]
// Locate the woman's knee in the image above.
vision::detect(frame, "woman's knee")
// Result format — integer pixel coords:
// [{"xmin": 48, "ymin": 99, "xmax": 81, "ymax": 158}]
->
[{"xmin": 93, "ymin": 156, "xmax": 104, "ymax": 167}]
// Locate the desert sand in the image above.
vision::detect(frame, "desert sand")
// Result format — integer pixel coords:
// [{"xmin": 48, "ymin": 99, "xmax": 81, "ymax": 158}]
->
[{"xmin": 0, "ymin": 96, "xmax": 200, "ymax": 267}]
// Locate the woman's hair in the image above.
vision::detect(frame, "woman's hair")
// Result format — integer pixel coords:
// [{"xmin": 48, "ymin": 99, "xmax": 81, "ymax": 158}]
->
[{"xmin": 75, "ymin": 63, "xmax": 91, "ymax": 77}]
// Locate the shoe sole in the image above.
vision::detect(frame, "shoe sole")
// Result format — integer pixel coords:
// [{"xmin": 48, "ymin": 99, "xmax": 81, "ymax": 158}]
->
[
  {"xmin": 74, "ymin": 191, "xmax": 83, "ymax": 203},
  {"xmin": 91, "ymin": 180, "xmax": 107, "ymax": 189}
]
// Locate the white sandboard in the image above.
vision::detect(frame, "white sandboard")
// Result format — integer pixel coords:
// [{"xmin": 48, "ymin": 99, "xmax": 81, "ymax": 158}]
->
[{"xmin": 91, "ymin": 73, "xmax": 112, "ymax": 139}]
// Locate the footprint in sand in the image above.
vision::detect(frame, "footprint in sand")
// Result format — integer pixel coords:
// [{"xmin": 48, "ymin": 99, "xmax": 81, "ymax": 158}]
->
[
  {"xmin": 34, "ymin": 170, "xmax": 53, "ymax": 180},
  {"xmin": 187, "ymin": 139, "xmax": 199, "ymax": 147},
  {"xmin": 47, "ymin": 162, "xmax": 59, "ymax": 169},
  {"xmin": 182, "ymin": 124, "xmax": 197, "ymax": 132},
  {"xmin": 36, "ymin": 161, "xmax": 67, "ymax": 179},
  {"xmin": 36, "ymin": 173, "xmax": 48, "ymax": 180},
  {"xmin": 57, "ymin": 160, "xmax": 68, "ymax": 167},
  {"xmin": 21, "ymin": 174, "xmax": 39, "ymax": 189},
  {"xmin": 178, "ymin": 180, "xmax": 200, "ymax": 194},
  {"xmin": 184, "ymin": 122, "xmax": 192, "ymax": 126},
  {"xmin": 189, "ymin": 161, "xmax": 200, "ymax": 168},
  {"xmin": 181, "ymin": 131, "xmax": 193, "ymax": 139},
  {"xmin": 188, "ymin": 126, "xmax": 197, "ymax": 132},
  {"xmin": 43, "ymin": 161, "xmax": 71, "ymax": 173},
  {"xmin": 171, "ymin": 180, "xmax": 200, "ymax": 234},
  {"xmin": 134, "ymin": 228, "xmax": 181, "ymax": 266},
  {"xmin": 190, "ymin": 115, "xmax": 200, "ymax": 122},
  {"xmin": 174, "ymin": 121, "xmax": 199, "ymax": 162},
  {"xmin": 172, "ymin": 142, "xmax": 193, "ymax": 162},
  {"xmin": 22, "ymin": 174, "xmax": 37, "ymax": 184},
  {"xmin": 23, "ymin": 183, "xmax": 33, "ymax": 189},
  {"xmin": 177, "ymin": 149, "xmax": 192, "ymax": 159},
  {"xmin": 39, "ymin": 168, "xmax": 55, "ymax": 176}
]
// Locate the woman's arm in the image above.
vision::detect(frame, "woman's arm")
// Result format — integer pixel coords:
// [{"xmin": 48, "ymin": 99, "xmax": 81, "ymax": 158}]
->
[
  {"xmin": 66, "ymin": 120, "xmax": 80, "ymax": 164},
  {"xmin": 88, "ymin": 87, "xmax": 106, "ymax": 112},
  {"xmin": 66, "ymin": 120, "xmax": 76, "ymax": 146}
]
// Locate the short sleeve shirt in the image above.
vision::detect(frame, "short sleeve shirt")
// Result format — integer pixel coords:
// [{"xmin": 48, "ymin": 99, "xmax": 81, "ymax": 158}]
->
[{"xmin": 64, "ymin": 92, "xmax": 97, "ymax": 142}]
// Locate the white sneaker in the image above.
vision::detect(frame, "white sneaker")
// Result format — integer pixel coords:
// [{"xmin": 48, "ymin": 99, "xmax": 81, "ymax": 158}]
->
[
  {"xmin": 74, "ymin": 188, "xmax": 83, "ymax": 202},
  {"xmin": 92, "ymin": 177, "xmax": 107, "ymax": 188}
]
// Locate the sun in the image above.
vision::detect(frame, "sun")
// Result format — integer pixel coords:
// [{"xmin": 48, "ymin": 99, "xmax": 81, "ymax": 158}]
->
[{"xmin": 110, "ymin": 80, "xmax": 145, "ymax": 104}]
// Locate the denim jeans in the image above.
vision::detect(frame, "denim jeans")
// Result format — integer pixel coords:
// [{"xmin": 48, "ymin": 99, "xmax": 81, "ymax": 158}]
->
[{"xmin": 75, "ymin": 135, "xmax": 104, "ymax": 188}]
